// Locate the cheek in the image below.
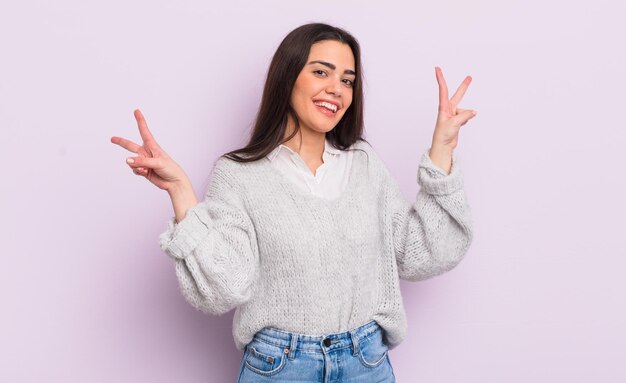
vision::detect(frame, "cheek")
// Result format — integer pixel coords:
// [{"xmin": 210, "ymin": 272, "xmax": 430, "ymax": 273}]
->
[
  {"xmin": 289, "ymin": 88, "xmax": 306, "ymax": 110},
  {"xmin": 343, "ymin": 92, "xmax": 354, "ymax": 111},
  {"xmin": 295, "ymin": 95, "xmax": 312, "ymax": 114}
]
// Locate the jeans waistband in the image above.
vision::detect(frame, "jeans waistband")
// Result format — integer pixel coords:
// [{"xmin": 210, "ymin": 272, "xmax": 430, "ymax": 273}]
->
[{"xmin": 252, "ymin": 320, "xmax": 381, "ymax": 354}]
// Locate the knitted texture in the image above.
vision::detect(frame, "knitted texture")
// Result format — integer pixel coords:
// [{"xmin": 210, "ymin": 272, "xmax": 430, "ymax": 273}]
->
[{"xmin": 158, "ymin": 140, "xmax": 473, "ymax": 351}]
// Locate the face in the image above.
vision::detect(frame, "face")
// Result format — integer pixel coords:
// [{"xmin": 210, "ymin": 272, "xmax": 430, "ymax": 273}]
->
[{"xmin": 289, "ymin": 40, "xmax": 356, "ymax": 135}]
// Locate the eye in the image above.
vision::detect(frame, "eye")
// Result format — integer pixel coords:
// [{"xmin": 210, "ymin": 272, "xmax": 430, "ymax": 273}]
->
[
  {"xmin": 342, "ymin": 78, "xmax": 354, "ymax": 88},
  {"xmin": 313, "ymin": 70, "xmax": 327, "ymax": 77}
]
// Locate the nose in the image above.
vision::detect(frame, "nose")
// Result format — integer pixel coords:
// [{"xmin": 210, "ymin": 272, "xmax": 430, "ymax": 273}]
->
[{"xmin": 325, "ymin": 78, "xmax": 342, "ymax": 97}]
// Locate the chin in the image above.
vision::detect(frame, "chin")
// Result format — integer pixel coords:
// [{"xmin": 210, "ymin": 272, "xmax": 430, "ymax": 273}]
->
[{"xmin": 316, "ymin": 125, "xmax": 338, "ymax": 134}]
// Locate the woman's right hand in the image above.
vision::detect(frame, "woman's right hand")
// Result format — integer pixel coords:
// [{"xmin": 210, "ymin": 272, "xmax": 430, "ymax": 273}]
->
[{"xmin": 111, "ymin": 109, "xmax": 190, "ymax": 192}]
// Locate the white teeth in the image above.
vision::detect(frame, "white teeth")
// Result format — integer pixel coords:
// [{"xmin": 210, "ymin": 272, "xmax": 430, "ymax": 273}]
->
[{"xmin": 314, "ymin": 101, "xmax": 338, "ymax": 113}]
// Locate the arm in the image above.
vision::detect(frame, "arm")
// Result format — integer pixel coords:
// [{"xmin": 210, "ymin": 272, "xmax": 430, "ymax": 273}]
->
[
  {"xmin": 167, "ymin": 179, "xmax": 199, "ymax": 224},
  {"xmin": 387, "ymin": 66, "xmax": 476, "ymax": 280},
  {"xmin": 159, "ymin": 159, "xmax": 259, "ymax": 315},
  {"xmin": 111, "ymin": 110, "xmax": 258, "ymax": 314},
  {"xmin": 388, "ymin": 150, "xmax": 473, "ymax": 281}
]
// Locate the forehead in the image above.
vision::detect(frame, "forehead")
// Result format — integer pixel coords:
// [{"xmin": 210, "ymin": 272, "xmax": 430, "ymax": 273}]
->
[{"xmin": 307, "ymin": 40, "xmax": 355, "ymax": 69}]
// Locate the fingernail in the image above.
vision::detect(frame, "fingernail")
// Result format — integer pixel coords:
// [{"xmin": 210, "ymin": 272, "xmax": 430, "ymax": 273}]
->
[
  {"xmin": 472, "ymin": 111, "xmax": 477, "ymax": 115},
  {"xmin": 126, "ymin": 158, "xmax": 134, "ymax": 164}
]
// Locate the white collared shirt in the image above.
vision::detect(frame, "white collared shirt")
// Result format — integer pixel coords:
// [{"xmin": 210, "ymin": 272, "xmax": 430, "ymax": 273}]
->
[{"xmin": 266, "ymin": 138, "xmax": 354, "ymax": 200}]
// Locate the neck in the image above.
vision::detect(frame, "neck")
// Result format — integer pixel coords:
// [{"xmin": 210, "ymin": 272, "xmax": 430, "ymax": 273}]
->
[{"xmin": 283, "ymin": 116, "xmax": 326, "ymax": 163}]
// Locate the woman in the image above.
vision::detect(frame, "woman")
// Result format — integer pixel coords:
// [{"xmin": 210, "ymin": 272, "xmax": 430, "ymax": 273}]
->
[{"xmin": 111, "ymin": 23, "xmax": 476, "ymax": 382}]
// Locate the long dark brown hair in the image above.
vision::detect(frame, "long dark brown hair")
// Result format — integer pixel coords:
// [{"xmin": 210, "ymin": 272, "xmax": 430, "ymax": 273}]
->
[{"xmin": 223, "ymin": 23, "xmax": 366, "ymax": 162}]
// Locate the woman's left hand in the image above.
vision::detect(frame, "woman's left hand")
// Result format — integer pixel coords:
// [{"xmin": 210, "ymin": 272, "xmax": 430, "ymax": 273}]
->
[{"xmin": 429, "ymin": 66, "xmax": 477, "ymax": 173}]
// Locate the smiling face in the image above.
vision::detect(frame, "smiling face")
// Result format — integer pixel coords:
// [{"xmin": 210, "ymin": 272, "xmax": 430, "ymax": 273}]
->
[{"xmin": 289, "ymin": 40, "xmax": 356, "ymax": 135}]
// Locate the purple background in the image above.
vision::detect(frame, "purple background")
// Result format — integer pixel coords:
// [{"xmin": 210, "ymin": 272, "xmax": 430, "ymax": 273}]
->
[{"xmin": 2, "ymin": 0, "xmax": 625, "ymax": 381}]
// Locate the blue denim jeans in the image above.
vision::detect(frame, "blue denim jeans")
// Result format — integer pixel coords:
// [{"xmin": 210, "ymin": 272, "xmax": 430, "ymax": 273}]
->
[{"xmin": 236, "ymin": 320, "xmax": 396, "ymax": 382}]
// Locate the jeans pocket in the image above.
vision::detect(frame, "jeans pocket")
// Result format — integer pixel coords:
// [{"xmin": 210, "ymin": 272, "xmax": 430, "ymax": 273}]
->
[
  {"xmin": 243, "ymin": 340, "xmax": 287, "ymax": 377},
  {"xmin": 357, "ymin": 330, "xmax": 389, "ymax": 368}
]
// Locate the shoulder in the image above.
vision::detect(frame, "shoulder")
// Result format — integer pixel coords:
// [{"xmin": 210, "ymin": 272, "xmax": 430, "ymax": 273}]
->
[
  {"xmin": 207, "ymin": 154, "xmax": 272, "ymax": 193},
  {"xmin": 349, "ymin": 139, "xmax": 384, "ymax": 161},
  {"xmin": 212, "ymin": 154, "xmax": 269, "ymax": 176},
  {"xmin": 349, "ymin": 139, "xmax": 392, "ymax": 179},
  {"xmin": 349, "ymin": 138, "xmax": 373, "ymax": 152}
]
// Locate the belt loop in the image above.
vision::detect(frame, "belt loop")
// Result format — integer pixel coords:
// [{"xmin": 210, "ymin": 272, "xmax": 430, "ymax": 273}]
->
[
  {"xmin": 288, "ymin": 333, "xmax": 298, "ymax": 360},
  {"xmin": 349, "ymin": 329, "xmax": 359, "ymax": 356}
]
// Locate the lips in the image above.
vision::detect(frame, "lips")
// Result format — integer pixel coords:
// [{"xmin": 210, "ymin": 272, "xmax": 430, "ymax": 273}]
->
[{"xmin": 313, "ymin": 100, "xmax": 340, "ymax": 116}]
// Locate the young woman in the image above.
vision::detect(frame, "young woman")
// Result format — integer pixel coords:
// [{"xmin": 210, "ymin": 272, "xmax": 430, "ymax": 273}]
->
[{"xmin": 111, "ymin": 23, "xmax": 476, "ymax": 383}]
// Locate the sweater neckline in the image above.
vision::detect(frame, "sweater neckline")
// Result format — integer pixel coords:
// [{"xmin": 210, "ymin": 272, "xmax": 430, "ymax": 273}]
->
[{"xmin": 263, "ymin": 146, "xmax": 361, "ymax": 204}]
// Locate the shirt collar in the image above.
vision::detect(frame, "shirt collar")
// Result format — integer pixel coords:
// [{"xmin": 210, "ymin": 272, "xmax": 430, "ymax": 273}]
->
[{"xmin": 268, "ymin": 138, "xmax": 342, "ymax": 162}]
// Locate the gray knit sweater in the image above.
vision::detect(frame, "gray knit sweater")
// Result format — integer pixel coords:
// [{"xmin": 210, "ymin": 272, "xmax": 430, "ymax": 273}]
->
[{"xmin": 158, "ymin": 140, "xmax": 472, "ymax": 351}]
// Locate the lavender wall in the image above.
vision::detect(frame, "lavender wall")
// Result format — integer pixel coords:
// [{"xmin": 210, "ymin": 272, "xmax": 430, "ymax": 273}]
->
[{"xmin": 2, "ymin": 0, "xmax": 624, "ymax": 381}]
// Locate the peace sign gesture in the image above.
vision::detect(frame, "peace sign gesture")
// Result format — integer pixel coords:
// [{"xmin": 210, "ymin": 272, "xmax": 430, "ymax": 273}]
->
[
  {"xmin": 110, "ymin": 109, "xmax": 190, "ymax": 192},
  {"xmin": 429, "ymin": 67, "xmax": 477, "ymax": 173}
]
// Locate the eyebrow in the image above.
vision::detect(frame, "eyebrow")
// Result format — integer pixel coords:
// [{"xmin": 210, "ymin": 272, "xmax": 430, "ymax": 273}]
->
[{"xmin": 308, "ymin": 60, "xmax": 356, "ymax": 75}]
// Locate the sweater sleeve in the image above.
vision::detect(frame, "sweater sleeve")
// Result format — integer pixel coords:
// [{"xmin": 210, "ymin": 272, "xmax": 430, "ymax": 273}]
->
[
  {"xmin": 158, "ymin": 158, "xmax": 259, "ymax": 315},
  {"xmin": 386, "ymin": 149, "xmax": 473, "ymax": 281}
]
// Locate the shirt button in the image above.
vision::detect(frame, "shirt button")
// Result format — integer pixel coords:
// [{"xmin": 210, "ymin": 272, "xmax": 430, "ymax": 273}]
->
[{"xmin": 323, "ymin": 338, "xmax": 332, "ymax": 347}]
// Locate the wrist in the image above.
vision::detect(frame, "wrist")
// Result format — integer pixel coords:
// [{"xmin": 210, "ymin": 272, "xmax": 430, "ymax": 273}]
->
[
  {"xmin": 167, "ymin": 178, "xmax": 193, "ymax": 198},
  {"xmin": 430, "ymin": 141, "xmax": 453, "ymax": 156},
  {"xmin": 167, "ymin": 179, "xmax": 199, "ymax": 223},
  {"xmin": 428, "ymin": 144, "xmax": 454, "ymax": 175}
]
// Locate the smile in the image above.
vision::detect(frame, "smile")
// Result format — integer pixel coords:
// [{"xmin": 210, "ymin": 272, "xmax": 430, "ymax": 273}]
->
[{"xmin": 313, "ymin": 101, "xmax": 338, "ymax": 113}]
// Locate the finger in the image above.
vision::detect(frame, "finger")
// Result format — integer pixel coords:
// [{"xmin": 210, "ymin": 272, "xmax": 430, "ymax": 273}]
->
[
  {"xmin": 452, "ymin": 109, "xmax": 477, "ymax": 126},
  {"xmin": 132, "ymin": 168, "xmax": 146, "ymax": 176},
  {"xmin": 134, "ymin": 109, "xmax": 157, "ymax": 145},
  {"xmin": 450, "ymin": 75, "xmax": 472, "ymax": 106},
  {"xmin": 435, "ymin": 66, "xmax": 449, "ymax": 108},
  {"xmin": 125, "ymin": 156, "xmax": 162, "ymax": 169},
  {"xmin": 110, "ymin": 136, "xmax": 142, "ymax": 153}
]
